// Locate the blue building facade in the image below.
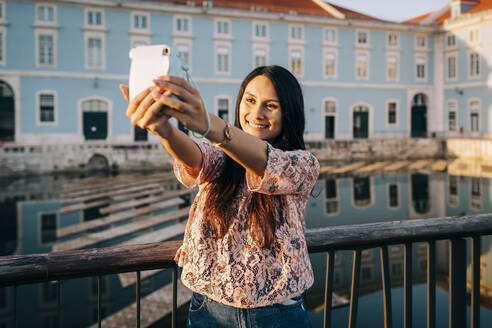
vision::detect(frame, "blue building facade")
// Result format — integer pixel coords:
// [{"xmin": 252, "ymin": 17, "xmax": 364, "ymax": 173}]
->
[{"xmin": 0, "ymin": 0, "xmax": 490, "ymax": 146}]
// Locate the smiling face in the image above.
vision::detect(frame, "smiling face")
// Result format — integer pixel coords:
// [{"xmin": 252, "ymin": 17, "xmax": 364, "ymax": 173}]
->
[{"xmin": 239, "ymin": 75, "xmax": 282, "ymax": 143}]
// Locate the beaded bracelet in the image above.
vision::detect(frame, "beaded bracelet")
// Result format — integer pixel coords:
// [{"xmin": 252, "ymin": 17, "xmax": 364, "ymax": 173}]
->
[{"xmin": 192, "ymin": 112, "xmax": 211, "ymax": 139}]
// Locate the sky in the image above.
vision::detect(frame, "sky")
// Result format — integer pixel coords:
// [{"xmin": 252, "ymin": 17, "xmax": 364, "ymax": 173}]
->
[{"xmin": 327, "ymin": 0, "xmax": 450, "ymax": 22}]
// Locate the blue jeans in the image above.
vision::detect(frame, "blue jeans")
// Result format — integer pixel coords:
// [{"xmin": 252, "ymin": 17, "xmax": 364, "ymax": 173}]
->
[{"xmin": 187, "ymin": 292, "xmax": 311, "ymax": 328}]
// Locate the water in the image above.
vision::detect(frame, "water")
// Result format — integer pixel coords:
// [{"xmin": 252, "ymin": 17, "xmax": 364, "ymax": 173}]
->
[{"xmin": 0, "ymin": 171, "xmax": 491, "ymax": 327}]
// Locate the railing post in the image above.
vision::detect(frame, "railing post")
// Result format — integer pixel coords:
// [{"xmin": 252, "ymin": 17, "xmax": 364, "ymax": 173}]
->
[
  {"xmin": 13, "ymin": 285, "xmax": 17, "ymax": 328},
  {"xmin": 323, "ymin": 251, "xmax": 335, "ymax": 328},
  {"xmin": 173, "ymin": 266, "xmax": 178, "ymax": 328},
  {"xmin": 404, "ymin": 243, "xmax": 412, "ymax": 328},
  {"xmin": 348, "ymin": 249, "xmax": 361, "ymax": 328},
  {"xmin": 471, "ymin": 237, "xmax": 481, "ymax": 328},
  {"xmin": 380, "ymin": 246, "xmax": 392, "ymax": 328},
  {"xmin": 449, "ymin": 239, "xmax": 466, "ymax": 328},
  {"xmin": 136, "ymin": 271, "xmax": 141, "ymax": 328},
  {"xmin": 98, "ymin": 275, "xmax": 102, "ymax": 328},
  {"xmin": 427, "ymin": 241, "xmax": 436, "ymax": 328},
  {"xmin": 57, "ymin": 280, "xmax": 61, "ymax": 328}
]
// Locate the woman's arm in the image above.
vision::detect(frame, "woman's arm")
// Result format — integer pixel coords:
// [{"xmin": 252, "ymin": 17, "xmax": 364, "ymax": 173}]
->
[
  {"xmin": 150, "ymin": 76, "xmax": 269, "ymax": 177},
  {"xmin": 120, "ymin": 85, "xmax": 202, "ymax": 178}
]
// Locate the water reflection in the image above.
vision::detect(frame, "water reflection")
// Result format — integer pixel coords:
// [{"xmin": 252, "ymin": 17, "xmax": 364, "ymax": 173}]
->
[{"xmin": 0, "ymin": 172, "xmax": 491, "ymax": 327}]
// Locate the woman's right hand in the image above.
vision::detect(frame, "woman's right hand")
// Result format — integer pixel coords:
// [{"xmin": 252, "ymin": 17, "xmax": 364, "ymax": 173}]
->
[{"xmin": 120, "ymin": 84, "xmax": 173, "ymax": 139}]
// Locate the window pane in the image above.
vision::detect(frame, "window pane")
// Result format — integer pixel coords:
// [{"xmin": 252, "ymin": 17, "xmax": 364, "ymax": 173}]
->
[
  {"xmin": 39, "ymin": 35, "xmax": 53, "ymax": 64},
  {"xmin": 88, "ymin": 38, "xmax": 102, "ymax": 67},
  {"xmin": 41, "ymin": 214, "xmax": 57, "ymax": 243},
  {"xmin": 325, "ymin": 179, "xmax": 337, "ymax": 198},
  {"xmin": 389, "ymin": 184, "xmax": 398, "ymax": 207}
]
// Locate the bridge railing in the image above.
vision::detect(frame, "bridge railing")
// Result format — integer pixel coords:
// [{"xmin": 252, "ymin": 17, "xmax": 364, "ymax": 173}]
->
[{"xmin": 1, "ymin": 214, "xmax": 492, "ymax": 328}]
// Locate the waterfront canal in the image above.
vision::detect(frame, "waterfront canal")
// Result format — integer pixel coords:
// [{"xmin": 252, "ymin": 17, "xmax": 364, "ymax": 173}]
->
[{"xmin": 1, "ymin": 167, "xmax": 491, "ymax": 327}]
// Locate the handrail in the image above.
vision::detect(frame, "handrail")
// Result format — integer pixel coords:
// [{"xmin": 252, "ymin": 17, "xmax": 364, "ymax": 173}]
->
[{"xmin": 1, "ymin": 214, "xmax": 492, "ymax": 286}]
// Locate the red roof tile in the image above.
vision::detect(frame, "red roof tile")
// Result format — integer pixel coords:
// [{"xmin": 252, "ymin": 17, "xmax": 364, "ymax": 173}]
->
[{"xmin": 149, "ymin": 0, "xmax": 387, "ymax": 21}]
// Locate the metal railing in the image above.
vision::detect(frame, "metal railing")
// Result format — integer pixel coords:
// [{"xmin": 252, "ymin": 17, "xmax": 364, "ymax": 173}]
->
[{"xmin": 1, "ymin": 214, "xmax": 492, "ymax": 328}]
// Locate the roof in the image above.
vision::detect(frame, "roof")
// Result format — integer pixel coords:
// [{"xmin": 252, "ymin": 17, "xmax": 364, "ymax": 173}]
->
[
  {"xmin": 149, "ymin": 0, "xmax": 387, "ymax": 21},
  {"xmin": 403, "ymin": 0, "xmax": 491, "ymax": 25}
]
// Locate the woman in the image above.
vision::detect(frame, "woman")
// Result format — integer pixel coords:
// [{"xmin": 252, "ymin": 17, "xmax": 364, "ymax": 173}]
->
[{"xmin": 120, "ymin": 65, "xmax": 319, "ymax": 327}]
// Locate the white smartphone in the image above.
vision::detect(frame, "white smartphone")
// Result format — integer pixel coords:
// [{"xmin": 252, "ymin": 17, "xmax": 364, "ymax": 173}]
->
[{"xmin": 128, "ymin": 45, "xmax": 186, "ymax": 100}]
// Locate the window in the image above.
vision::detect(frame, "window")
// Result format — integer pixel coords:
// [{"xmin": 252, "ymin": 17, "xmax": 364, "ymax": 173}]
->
[
  {"xmin": 131, "ymin": 37, "xmax": 149, "ymax": 48},
  {"xmin": 387, "ymin": 55, "xmax": 398, "ymax": 81},
  {"xmin": 36, "ymin": 5, "xmax": 55, "ymax": 23},
  {"xmin": 469, "ymin": 29, "xmax": 479, "ymax": 43},
  {"xmin": 416, "ymin": 56, "xmax": 426, "ymax": 80},
  {"xmin": 0, "ymin": 2, "xmax": 3, "ymax": 20},
  {"xmin": 253, "ymin": 47, "xmax": 267, "ymax": 67},
  {"xmin": 447, "ymin": 54, "xmax": 457, "ymax": 80},
  {"xmin": 290, "ymin": 49, "xmax": 302, "ymax": 76},
  {"xmin": 387, "ymin": 101, "xmax": 397, "ymax": 125},
  {"xmin": 325, "ymin": 178, "xmax": 338, "ymax": 214},
  {"xmin": 448, "ymin": 101, "xmax": 457, "ymax": 131},
  {"xmin": 176, "ymin": 43, "xmax": 190, "ymax": 68},
  {"xmin": 469, "ymin": 100, "xmax": 480, "ymax": 132},
  {"xmin": 451, "ymin": 3, "xmax": 460, "ymax": 18},
  {"xmin": 39, "ymin": 93, "xmax": 55, "ymax": 123},
  {"xmin": 174, "ymin": 16, "xmax": 191, "ymax": 34},
  {"xmin": 446, "ymin": 34, "xmax": 456, "ymax": 48},
  {"xmin": 416, "ymin": 34, "xmax": 426, "ymax": 48},
  {"xmin": 324, "ymin": 99, "xmax": 336, "ymax": 139},
  {"xmin": 387, "ymin": 32, "xmax": 398, "ymax": 47},
  {"xmin": 132, "ymin": 13, "xmax": 149, "ymax": 30},
  {"xmin": 356, "ymin": 53, "xmax": 368, "ymax": 79},
  {"xmin": 86, "ymin": 9, "xmax": 103, "ymax": 27},
  {"xmin": 216, "ymin": 19, "xmax": 230, "ymax": 36},
  {"xmin": 357, "ymin": 30, "xmax": 368, "ymax": 45},
  {"xmin": 324, "ymin": 52, "xmax": 336, "ymax": 78},
  {"xmin": 469, "ymin": 52, "xmax": 480, "ymax": 78},
  {"xmin": 324, "ymin": 28, "xmax": 336, "ymax": 43},
  {"xmin": 38, "ymin": 33, "xmax": 54, "ymax": 66},
  {"xmin": 253, "ymin": 22, "xmax": 268, "ymax": 39},
  {"xmin": 41, "ymin": 213, "xmax": 57, "ymax": 243},
  {"xmin": 448, "ymin": 175, "xmax": 458, "ymax": 207},
  {"xmin": 353, "ymin": 177, "xmax": 371, "ymax": 207},
  {"xmin": 388, "ymin": 183, "xmax": 399, "ymax": 208},
  {"xmin": 217, "ymin": 97, "xmax": 229, "ymax": 122},
  {"xmin": 471, "ymin": 177, "xmax": 482, "ymax": 210},
  {"xmin": 216, "ymin": 45, "xmax": 230, "ymax": 74},
  {"xmin": 87, "ymin": 36, "xmax": 103, "ymax": 69},
  {"xmin": 290, "ymin": 25, "xmax": 302, "ymax": 40}
]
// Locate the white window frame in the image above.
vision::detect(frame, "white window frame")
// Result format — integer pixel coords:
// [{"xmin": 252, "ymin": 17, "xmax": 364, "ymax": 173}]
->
[
  {"xmin": 36, "ymin": 90, "xmax": 57, "ymax": 126},
  {"xmin": 215, "ymin": 18, "xmax": 232, "ymax": 38},
  {"xmin": 84, "ymin": 8, "xmax": 105, "ymax": 30},
  {"xmin": 387, "ymin": 31, "xmax": 399, "ymax": 48},
  {"xmin": 355, "ymin": 51, "xmax": 369, "ymax": 80},
  {"xmin": 448, "ymin": 175, "xmax": 459, "ymax": 207},
  {"xmin": 174, "ymin": 39, "xmax": 192, "ymax": 72},
  {"xmin": 130, "ymin": 12, "xmax": 150, "ymax": 33},
  {"xmin": 323, "ymin": 27, "xmax": 337, "ymax": 45},
  {"xmin": 35, "ymin": 29, "xmax": 57, "ymax": 68},
  {"xmin": 415, "ymin": 55, "xmax": 427, "ymax": 82},
  {"xmin": 323, "ymin": 50, "xmax": 337, "ymax": 79},
  {"xmin": 85, "ymin": 31, "xmax": 105, "ymax": 70},
  {"xmin": 130, "ymin": 35, "xmax": 150, "ymax": 48},
  {"xmin": 35, "ymin": 3, "xmax": 57, "ymax": 26},
  {"xmin": 0, "ymin": 26, "xmax": 5, "ymax": 66},
  {"xmin": 468, "ymin": 28, "xmax": 480, "ymax": 44},
  {"xmin": 468, "ymin": 51, "xmax": 480, "ymax": 79},
  {"xmin": 289, "ymin": 46, "xmax": 304, "ymax": 78},
  {"xmin": 447, "ymin": 99, "xmax": 458, "ymax": 132},
  {"xmin": 451, "ymin": 2, "xmax": 461, "ymax": 18},
  {"xmin": 252, "ymin": 45, "xmax": 268, "ymax": 68},
  {"xmin": 386, "ymin": 99, "xmax": 398, "ymax": 127},
  {"xmin": 468, "ymin": 98, "xmax": 481, "ymax": 133},
  {"xmin": 215, "ymin": 95, "xmax": 233, "ymax": 124},
  {"xmin": 173, "ymin": 15, "xmax": 192, "ymax": 36},
  {"xmin": 214, "ymin": 42, "xmax": 231, "ymax": 75},
  {"xmin": 252, "ymin": 21, "xmax": 268, "ymax": 40},
  {"xmin": 351, "ymin": 176, "xmax": 374, "ymax": 209},
  {"xmin": 289, "ymin": 24, "xmax": 304, "ymax": 42},
  {"xmin": 324, "ymin": 178, "xmax": 339, "ymax": 216},
  {"xmin": 446, "ymin": 33, "xmax": 456, "ymax": 49},
  {"xmin": 0, "ymin": 1, "xmax": 5, "ymax": 22},
  {"xmin": 387, "ymin": 182, "xmax": 400, "ymax": 209},
  {"xmin": 322, "ymin": 97, "xmax": 337, "ymax": 140},
  {"xmin": 356, "ymin": 29, "xmax": 369, "ymax": 47},
  {"xmin": 446, "ymin": 53, "xmax": 458, "ymax": 82},
  {"xmin": 415, "ymin": 34, "xmax": 427, "ymax": 49},
  {"xmin": 386, "ymin": 53, "xmax": 399, "ymax": 81}
]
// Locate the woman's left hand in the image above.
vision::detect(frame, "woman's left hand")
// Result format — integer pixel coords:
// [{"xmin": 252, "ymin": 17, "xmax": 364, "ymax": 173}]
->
[{"xmin": 152, "ymin": 76, "xmax": 209, "ymax": 135}]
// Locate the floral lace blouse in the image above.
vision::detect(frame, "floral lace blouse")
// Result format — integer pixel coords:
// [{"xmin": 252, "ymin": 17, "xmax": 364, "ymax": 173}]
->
[{"xmin": 173, "ymin": 141, "xmax": 320, "ymax": 308}]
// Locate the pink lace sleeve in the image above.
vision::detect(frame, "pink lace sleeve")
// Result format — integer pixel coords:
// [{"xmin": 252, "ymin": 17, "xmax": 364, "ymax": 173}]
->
[
  {"xmin": 173, "ymin": 141, "xmax": 225, "ymax": 188},
  {"xmin": 246, "ymin": 144, "xmax": 320, "ymax": 196}
]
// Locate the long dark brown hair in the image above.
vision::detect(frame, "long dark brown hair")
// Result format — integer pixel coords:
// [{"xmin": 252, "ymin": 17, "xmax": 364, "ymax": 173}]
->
[{"xmin": 204, "ymin": 66, "xmax": 306, "ymax": 248}]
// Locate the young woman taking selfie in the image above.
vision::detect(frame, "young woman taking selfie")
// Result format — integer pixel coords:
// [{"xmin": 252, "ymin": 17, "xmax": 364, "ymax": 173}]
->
[{"xmin": 120, "ymin": 65, "xmax": 319, "ymax": 328}]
